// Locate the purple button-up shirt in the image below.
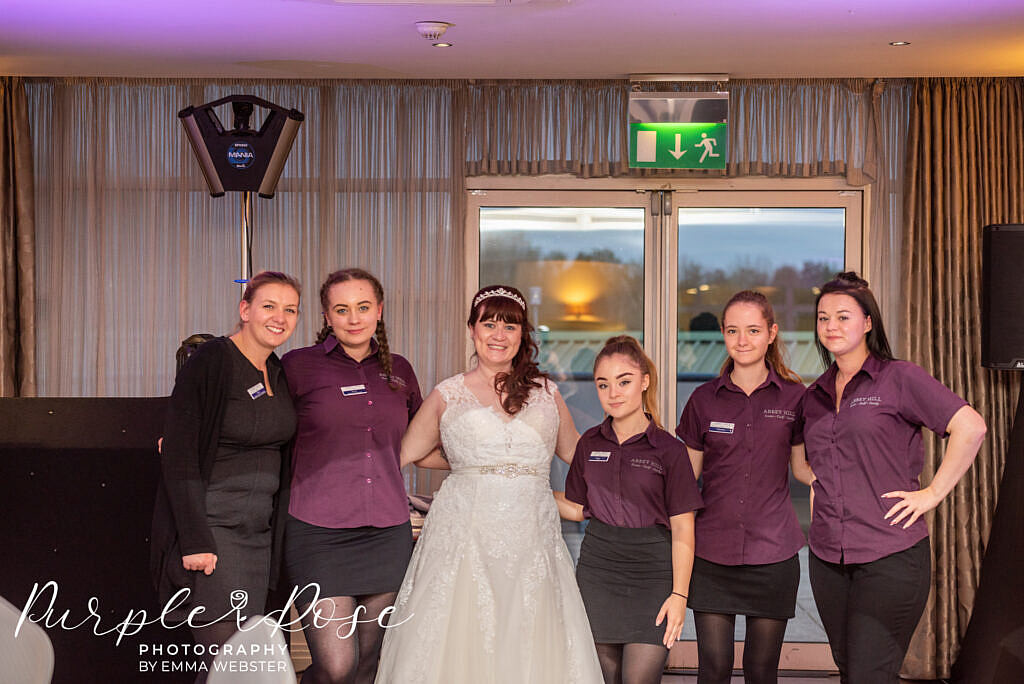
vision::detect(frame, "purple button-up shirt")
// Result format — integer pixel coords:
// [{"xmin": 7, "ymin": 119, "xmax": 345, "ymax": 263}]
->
[
  {"xmin": 802, "ymin": 355, "xmax": 967, "ymax": 564},
  {"xmin": 282, "ymin": 337, "xmax": 422, "ymax": 529},
  {"xmin": 565, "ymin": 417, "xmax": 702, "ymax": 529},
  {"xmin": 677, "ymin": 366, "xmax": 806, "ymax": 565}
]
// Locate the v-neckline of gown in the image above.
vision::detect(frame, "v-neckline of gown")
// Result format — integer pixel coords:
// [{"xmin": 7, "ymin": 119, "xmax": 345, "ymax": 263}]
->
[{"xmin": 458, "ymin": 373, "xmax": 519, "ymax": 425}]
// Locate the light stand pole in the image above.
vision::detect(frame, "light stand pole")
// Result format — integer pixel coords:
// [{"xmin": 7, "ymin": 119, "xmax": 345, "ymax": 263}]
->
[{"xmin": 239, "ymin": 190, "xmax": 254, "ymax": 296}]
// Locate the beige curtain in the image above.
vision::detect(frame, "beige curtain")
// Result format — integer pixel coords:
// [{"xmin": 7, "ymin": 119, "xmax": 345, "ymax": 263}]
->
[
  {"xmin": 26, "ymin": 78, "xmax": 465, "ymax": 398},
  {"xmin": 464, "ymin": 79, "xmax": 628, "ymax": 178},
  {"xmin": 726, "ymin": 78, "xmax": 879, "ymax": 184},
  {"xmin": 465, "ymin": 78, "xmax": 882, "ymax": 184},
  {"xmin": 868, "ymin": 79, "xmax": 914, "ymax": 353},
  {"xmin": 0, "ymin": 76, "xmax": 36, "ymax": 397},
  {"xmin": 902, "ymin": 77, "xmax": 1024, "ymax": 679}
]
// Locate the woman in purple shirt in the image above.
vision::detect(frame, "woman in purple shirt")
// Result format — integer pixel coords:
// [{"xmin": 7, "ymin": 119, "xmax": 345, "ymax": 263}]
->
[
  {"xmin": 281, "ymin": 268, "xmax": 422, "ymax": 684},
  {"xmin": 560, "ymin": 335, "xmax": 703, "ymax": 684},
  {"xmin": 804, "ymin": 272, "xmax": 986, "ymax": 683},
  {"xmin": 677, "ymin": 290, "xmax": 814, "ymax": 684}
]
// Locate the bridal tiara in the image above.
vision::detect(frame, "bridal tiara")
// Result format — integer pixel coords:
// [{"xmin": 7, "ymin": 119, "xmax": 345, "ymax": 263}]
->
[{"xmin": 473, "ymin": 287, "xmax": 526, "ymax": 310}]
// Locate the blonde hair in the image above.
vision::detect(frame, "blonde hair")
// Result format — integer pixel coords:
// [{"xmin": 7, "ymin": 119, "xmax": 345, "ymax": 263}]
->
[
  {"xmin": 237, "ymin": 270, "xmax": 301, "ymax": 332},
  {"xmin": 593, "ymin": 335, "xmax": 661, "ymax": 429}
]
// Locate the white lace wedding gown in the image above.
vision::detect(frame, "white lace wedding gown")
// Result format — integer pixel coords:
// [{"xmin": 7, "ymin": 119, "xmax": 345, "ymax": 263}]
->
[{"xmin": 375, "ymin": 374, "xmax": 602, "ymax": 683}]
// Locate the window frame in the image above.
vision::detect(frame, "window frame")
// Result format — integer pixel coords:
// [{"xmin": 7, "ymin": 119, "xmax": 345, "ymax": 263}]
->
[{"xmin": 466, "ymin": 176, "xmax": 868, "ymax": 423}]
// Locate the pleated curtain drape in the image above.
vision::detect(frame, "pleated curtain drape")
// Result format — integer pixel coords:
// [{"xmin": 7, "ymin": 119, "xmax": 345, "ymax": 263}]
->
[
  {"xmin": 24, "ymin": 78, "xmax": 465, "ymax": 399},
  {"xmin": 902, "ymin": 77, "xmax": 1024, "ymax": 680},
  {"xmin": 465, "ymin": 78, "xmax": 883, "ymax": 183},
  {"xmin": 0, "ymin": 76, "xmax": 36, "ymax": 397}
]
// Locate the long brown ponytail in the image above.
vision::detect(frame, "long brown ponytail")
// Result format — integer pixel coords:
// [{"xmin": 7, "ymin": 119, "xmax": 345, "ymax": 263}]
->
[{"xmin": 719, "ymin": 290, "xmax": 801, "ymax": 384}]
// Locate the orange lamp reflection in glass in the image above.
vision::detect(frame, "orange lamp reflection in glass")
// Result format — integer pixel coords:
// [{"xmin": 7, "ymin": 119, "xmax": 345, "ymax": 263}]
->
[{"xmin": 516, "ymin": 260, "xmax": 630, "ymax": 331}]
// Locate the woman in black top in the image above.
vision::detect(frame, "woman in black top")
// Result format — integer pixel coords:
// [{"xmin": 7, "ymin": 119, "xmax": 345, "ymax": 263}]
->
[{"xmin": 151, "ymin": 271, "xmax": 301, "ymax": 681}]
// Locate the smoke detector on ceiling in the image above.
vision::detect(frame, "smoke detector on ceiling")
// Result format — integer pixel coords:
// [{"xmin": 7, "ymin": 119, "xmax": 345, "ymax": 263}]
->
[{"xmin": 415, "ymin": 21, "xmax": 454, "ymax": 41}]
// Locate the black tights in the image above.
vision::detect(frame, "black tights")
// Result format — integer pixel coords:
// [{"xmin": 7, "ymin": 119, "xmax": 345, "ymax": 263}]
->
[
  {"xmin": 694, "ymin": 612, "xmax": 787, "ymax": 684},
  {"xmin": 190, "ymin": 621, "xmax": 239, "ymax": 684},
  {"xmin": 299, "ymin": 592, "xmax": 396, "ymax": 684},
  {"xmin": 594, "ymin": 642, "xmax": 669, "ymax": 684}
]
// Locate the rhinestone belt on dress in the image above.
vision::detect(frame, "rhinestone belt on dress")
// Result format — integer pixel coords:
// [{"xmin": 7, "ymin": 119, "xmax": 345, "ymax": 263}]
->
[{"xmin": 460, "ymin": 464, "xmax": 540, "ymax": 478}]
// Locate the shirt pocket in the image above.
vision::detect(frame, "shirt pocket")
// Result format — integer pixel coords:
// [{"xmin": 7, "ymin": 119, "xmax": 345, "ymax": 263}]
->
[{"xmin": 704, "ymin": 427, "xmax": 738, "ymax": 453}]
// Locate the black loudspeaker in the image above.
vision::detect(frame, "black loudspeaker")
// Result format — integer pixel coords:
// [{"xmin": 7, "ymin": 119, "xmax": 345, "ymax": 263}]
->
[
  {"xmin": 981, "ymin": 224, "xmax": 1024, "ymax": 369},
  {"xmin": 178, "ymin": 95, "xmax": 304, "ymax": 198}
]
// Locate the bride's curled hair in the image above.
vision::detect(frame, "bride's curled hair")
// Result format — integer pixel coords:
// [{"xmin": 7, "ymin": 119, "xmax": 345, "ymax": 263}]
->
[{"xmin": 468, "ymin": 285, "xmax": 548, "ymax": 415}]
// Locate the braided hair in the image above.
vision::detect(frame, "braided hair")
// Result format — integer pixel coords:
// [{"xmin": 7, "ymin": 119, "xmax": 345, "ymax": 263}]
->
[{"xmin": 317, "ymin": 268, "xmax": 398, "ymax": 388}]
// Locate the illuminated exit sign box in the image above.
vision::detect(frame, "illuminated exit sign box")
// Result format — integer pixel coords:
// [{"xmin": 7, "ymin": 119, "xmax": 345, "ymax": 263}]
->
[{"xmin": 628, "ymin": 91, "xmax": 728, "ymax": 170}]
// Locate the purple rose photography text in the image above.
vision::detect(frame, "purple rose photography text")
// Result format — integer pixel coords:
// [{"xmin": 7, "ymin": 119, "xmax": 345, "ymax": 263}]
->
[{"xmin": 15, "ymin": 580, "xmax": 411, "ymax": 674}]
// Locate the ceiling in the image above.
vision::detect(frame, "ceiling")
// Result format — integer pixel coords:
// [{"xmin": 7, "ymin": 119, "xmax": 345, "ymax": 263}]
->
[{"xmin": 3, "ymin": 0, "xmax": 1024, "ymax": 79}]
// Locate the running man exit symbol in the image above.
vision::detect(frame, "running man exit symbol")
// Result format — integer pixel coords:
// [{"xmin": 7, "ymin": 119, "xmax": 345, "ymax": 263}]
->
[
  {"xmin": 628, "ymin": 123, "xmax": 727, "ymax": 169},
  {"xmin": 696, "ymin": 133, "xmax": 719, "ymax": 163}
]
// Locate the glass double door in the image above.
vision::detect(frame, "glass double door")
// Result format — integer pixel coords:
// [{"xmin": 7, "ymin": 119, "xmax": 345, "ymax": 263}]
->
[{"xmin": 468, "ymin": 186, "xmax": 862, "ymax": 671}]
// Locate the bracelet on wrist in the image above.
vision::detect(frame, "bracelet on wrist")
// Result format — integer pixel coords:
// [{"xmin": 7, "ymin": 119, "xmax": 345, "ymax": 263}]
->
[{"xmin": 671, "ymin": 591, "xmax": 688, "ymax": 600}]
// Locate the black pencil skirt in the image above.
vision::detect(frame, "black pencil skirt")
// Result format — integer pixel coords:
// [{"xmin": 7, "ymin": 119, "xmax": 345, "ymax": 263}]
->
[
  {"xmin": 284, "ymin": 515, "xmax": 413, "ymax": 601},
  {"xmin": 575, "ymin": 519, "xmax": 674, "ymax": 646},
  {"xmin": 688, "ymin": 553, "xmax": 800, "ymax": 619}
]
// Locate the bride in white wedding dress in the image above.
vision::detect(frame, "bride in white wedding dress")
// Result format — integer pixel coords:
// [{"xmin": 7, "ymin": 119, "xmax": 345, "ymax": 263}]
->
[{"xmin": 375, "ymin": 285, "xmax": 603, "ymax": 684}]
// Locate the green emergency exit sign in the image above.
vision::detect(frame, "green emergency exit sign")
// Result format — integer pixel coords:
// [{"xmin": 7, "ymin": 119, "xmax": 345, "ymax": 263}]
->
[{"xmin": 628, "ymin": 122, "xmax": 728, "ymax": 170}]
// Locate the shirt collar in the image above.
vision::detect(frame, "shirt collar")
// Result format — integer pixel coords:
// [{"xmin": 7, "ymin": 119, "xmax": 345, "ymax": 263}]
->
[
  {"xmin": 320, "ymin": 335, "xmax": 379, "ymax": 361},
  {"xmin": 597, "ymin": 414, "xmax": 662, "ymax": 447},
  {"xmin": 596, "ymin": 415, "xmax": 616, "ymax": 443},
  {"xmin": 807, "ymin": 363, "xmax": 837, "ymax": 397},
  {"xmin": 809, "ymin": 354, "xmax": 885, "ymax": 396},
  {"xmin": 859, "ymin": 353, "xmax": 885, "ymax": 378},
  {"xmin": 712, "ymin": 361, "xmax": 782, "ymax": 396}
]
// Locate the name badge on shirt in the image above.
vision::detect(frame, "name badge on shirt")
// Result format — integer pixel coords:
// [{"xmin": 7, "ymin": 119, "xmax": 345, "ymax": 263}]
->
[
  {"xmin": 709, "ymin": 421, "xmax": 734, "ymax": 434},
  {"xmin": 247, "ymin": 382, "xmax": 267, "ymax": 400},
  {"xmin": 588, "ymin": 451, "xmax": 611, "ymax": 462},
  {"xmin": 341, "ymin": 384, "xmax": 368, "ymax": 397}
]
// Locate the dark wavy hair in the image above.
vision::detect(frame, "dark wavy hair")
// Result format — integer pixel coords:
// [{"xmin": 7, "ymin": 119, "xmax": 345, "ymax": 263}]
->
[
  {"xmin": 316, "ymin": 268, "xmax": 398, "ymax": 388},
  {"xmin": 814, "ymin": 271, "xmax": 895, "ymax": 369},
  {"xmin": 468, "ymin": 285, "xmax": 547, "ymax": 415},
  {"xmin": 593, "ymin": 335, "xmax": 661, "ymax": 429},
  {"xmin": 719, "ymin": 290, "xmax": 801, "ymax": 384}
]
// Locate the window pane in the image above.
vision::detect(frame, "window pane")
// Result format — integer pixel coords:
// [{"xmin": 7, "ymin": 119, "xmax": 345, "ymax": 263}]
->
[
  {"xmin": 677, "ymin": 207, "xmax": 845, "ymax": 406},
  {"xmin": 676, "ymin": 206, "xmax": 845, "ymax": 645}
]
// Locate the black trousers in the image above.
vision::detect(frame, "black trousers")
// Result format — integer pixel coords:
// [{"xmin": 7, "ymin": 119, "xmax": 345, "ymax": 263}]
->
[{"xmin": 809, "ymin": 538, "xmax": 931, "ymax": 684}]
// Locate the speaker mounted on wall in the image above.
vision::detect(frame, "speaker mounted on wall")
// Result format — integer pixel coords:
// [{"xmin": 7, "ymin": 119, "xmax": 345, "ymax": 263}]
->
[{"xmin": 981, "ymin": 224, "xmax": 1024, "ymax": 370}]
